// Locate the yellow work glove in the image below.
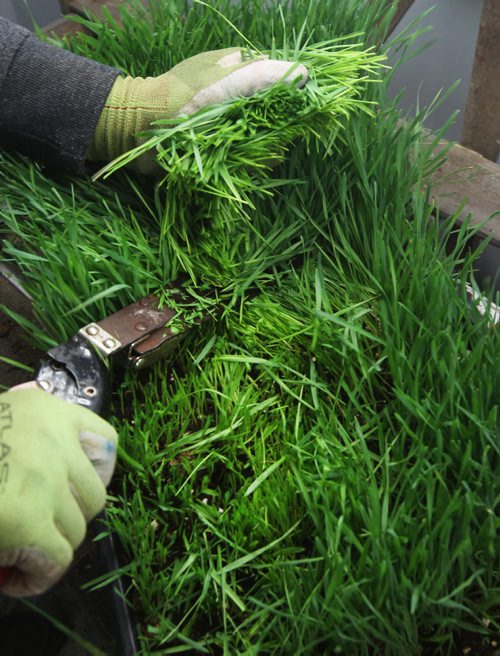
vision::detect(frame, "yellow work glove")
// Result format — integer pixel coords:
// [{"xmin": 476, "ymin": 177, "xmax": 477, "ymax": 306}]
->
[
  {"xmin": 87, "ymin": 47, "xmax": 308, "ymax": 174},
  {"xmin": 0, "ymin": 389, "xmax": 117, "ymax": 597}
]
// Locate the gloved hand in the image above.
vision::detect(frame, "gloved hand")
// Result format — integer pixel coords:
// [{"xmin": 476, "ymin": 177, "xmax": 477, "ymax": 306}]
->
[
  {"xmin": 87, "ymin": 47, "xmax": 308, "ymax": 173},
  {"xmin": 0, "ymin": 389, "xmax": 117, "ymax": 597}
]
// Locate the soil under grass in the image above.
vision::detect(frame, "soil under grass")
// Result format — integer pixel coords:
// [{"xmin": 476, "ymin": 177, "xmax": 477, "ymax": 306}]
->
[{"xmin": 0, "ymin": 1, "xmax": 498, "ymax": 654}]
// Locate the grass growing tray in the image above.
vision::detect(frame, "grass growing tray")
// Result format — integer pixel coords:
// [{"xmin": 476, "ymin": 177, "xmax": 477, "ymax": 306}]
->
[{"xmin": 1, "ymin": 0, "xmax": 499, "ymax": 653}]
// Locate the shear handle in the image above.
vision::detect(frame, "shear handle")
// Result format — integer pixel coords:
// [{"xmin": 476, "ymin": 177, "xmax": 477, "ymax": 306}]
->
[{"xmin": 35, "ymin": 333, "xmax": 111, "ymax": 415}]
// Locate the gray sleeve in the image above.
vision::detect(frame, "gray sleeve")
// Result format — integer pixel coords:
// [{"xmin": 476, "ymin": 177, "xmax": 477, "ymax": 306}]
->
[{"xmin": 0, "ymin": 18, "xmax": 120, "ymax": 173}]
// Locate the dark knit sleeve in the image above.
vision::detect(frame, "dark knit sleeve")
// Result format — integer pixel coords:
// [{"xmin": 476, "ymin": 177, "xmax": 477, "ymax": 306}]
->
[{"xmin": 0, "ymin": 18, "xmax": 120, "ymax": 173}]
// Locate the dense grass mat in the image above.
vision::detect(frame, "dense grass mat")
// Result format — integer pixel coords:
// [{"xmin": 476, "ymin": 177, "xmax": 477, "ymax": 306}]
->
[{"xmin": 1, "ymin": 1, "xmax": 498, "ymax": 653}]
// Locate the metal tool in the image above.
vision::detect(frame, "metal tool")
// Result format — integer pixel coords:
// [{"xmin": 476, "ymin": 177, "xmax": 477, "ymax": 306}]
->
[{"xmin": 34, "ymin": 294, "xmax": 190, "ymax": 414}]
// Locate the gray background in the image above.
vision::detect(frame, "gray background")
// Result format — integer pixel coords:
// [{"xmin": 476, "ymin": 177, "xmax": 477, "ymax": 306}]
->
[
  {"xmin": 388, "ymin": 0, "xmax": 484, "ymax": 141},
  {"xmin": 0, "ymin": 0, "xmax": 61, "ymax": 28}
]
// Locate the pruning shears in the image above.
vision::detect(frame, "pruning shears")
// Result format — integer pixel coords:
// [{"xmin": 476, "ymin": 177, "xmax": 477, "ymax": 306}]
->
[{"xmin": 34, "ymin": 294, "xmax": 192, "ymax": 415}]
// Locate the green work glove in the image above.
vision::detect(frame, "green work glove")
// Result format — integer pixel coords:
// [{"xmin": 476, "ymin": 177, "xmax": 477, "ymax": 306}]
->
[
  {"xmin": 0, "ymin": 389, "xmax": 117, "ymax": 597},
  {"xmin": 87, "ymin": 47, "xmax": 308, "ymax": 174}
]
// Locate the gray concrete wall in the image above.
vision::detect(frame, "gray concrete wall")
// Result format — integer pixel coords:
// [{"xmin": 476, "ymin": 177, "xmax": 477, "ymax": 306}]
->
[
  {"xmin": 0, "ymin": 0, "xmax": 61, "ymax": 28},
  {"xmin": 388, "ymin": 0, "xmax": 484, "ymax": 142}
]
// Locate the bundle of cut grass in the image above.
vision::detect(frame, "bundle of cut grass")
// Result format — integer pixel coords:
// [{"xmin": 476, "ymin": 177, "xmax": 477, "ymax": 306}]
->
[
  {"xmin": 96, "ymin": 37, "xmax": 385, "ymax": 209},
  {"xmin": 53, "ymin": 0, "xmax": 385, "ymax": 240},
  {"xmin": 1, "ymin": 0, "xmax": 499, "ymax": 654}
]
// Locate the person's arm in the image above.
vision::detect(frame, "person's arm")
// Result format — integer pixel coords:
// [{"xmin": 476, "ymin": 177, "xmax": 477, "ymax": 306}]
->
[
  {"xmin": 0, "ymin": 18, "xmax": 307, "ymax": 175},
  {"xmin": 0, "ymin": 17, "xmax": 120, "ymax": 173}
]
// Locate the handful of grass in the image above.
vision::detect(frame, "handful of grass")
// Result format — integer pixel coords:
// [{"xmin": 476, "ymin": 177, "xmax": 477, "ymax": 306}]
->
[{"xmin": 97, "ymin": 37, "xmax": 385, "ymax": 207}]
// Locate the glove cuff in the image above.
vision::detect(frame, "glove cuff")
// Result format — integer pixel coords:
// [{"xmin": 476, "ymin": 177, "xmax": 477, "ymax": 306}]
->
[{"xmin": 87, "ymin": 75, "xmax": 145, "ymax": 163}]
